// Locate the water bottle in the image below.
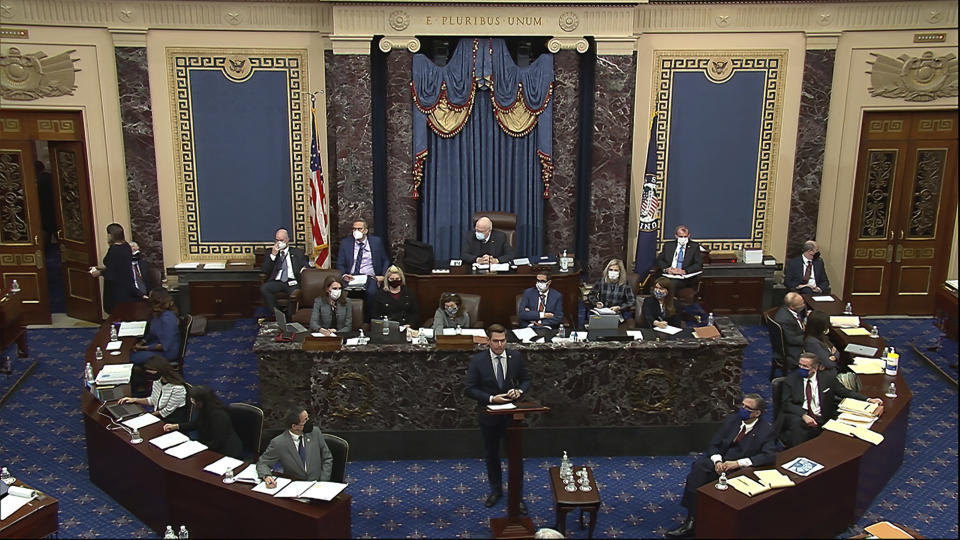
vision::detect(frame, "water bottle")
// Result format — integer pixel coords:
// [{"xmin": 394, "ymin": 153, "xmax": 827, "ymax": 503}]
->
[
  {"xmin": 95, "ymin": 347, "xmax": 104, "ymax": 362},
  {"xmin": 110, "ymin": 325, "xmax": 119, "ymax": 342},
  {"xmin": 130, "ymin": 428, "xmax": 143, "ymax": 445},
  {"xmin": 560, "ymin": 450, "xmax": 571, "ymax": 475},
  {"xmin": 716, "ymin": 472, "xmax": 729, "ymax": 490},
  {"xmin": 886, "ymin": 382, "xmax": 897, "ymax": 398},
  {"xmin": 560, "ymin": 250, "xmax": 569, "ymax": 272},
  {"xmin": 222, "ymin": 467, "xmax": 235, "ymax": 484},
  {"xmin": 164, "ymin": 526, "xmax": 177, "ymax": 539},
  {"xmin": 0, "ymin": 467, "xmax": 14, "ymax": 485},
  {"xmin": 455, "ymin": 324, "xmax": 462, "ymax": 335},
  {"xmin": 870, "ymin": 325, "xmax": 879, "ymax": 339},
  {"xmin": 884, "ymin": 350, "xmax": 899, "ymax": 376},
  {"xmin": 843, "ymin": 302, "xmax": 853, "ymax": 315},
  {"xmin": 179, "ymin": 526, "xmax": 189, "ymax": 539},
  {"xmin": 381, "ymin": 316, "xmax": 390, "ymax": 335},
  {"xmin": 417, "ymin": 328, "xmax": 428, "ymax": 346},
  {"xmin": 707, "ymin": 312, "xmax": 715, "ymax": 327},
  {"xmin": 358, "ymin": 328, "xmax": 366, "ymax": 344},
  {"xmin": 558, "ymin": 325, "xmax": 566, "ymax": 339},
  {"xmin": 85, "ymin": 362, "xmax": 95, "ymax": 386},
  {"xmin": 10, "ymin": 279, "xmax": 21, "ymax": 293}
]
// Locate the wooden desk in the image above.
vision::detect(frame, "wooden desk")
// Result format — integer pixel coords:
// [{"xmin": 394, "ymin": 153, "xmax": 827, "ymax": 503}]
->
[
  {"xmin": 0, "ymin": 481, "xmax": 58, "ymax": 539},
  {"xmin": 167, "ymin": 265, "xmax": 262, "ymax": 320},
  {"xmin": 804, "ymin": 295, "xmax": 888, "ymax": 365},
  {"xmin": 85, "ymin": 303, "xmax": 351, "ymax": 538},
  {"xmin": 0, "ymin": 291, "xmax": 28, "ymax": 358},
  {"xmin": 934, "ymin": 284, "xmax": 958, "ymax": 341},
  {"xmin": 699, "ymin": 261, "xmax": 778, "ymax": 316},
  {"xmin": 548, "ymin": 466, "xmax": 601, "ymax": 538},
  {"xmin": 695, "ymin": 372, "xmax": 911, "ymax": 538}
]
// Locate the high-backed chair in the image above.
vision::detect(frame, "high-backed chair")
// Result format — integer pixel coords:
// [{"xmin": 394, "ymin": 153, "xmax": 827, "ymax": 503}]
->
[
  {"xmin": 422, "ymin": 293, "xmax": 483, "ymax": 329},
  {"xmin": 349, "ymin": 298, "xmax": 366, "ymax": 332},
  {"xmin": 292, "ymin": 268, "xmax": 344, "ymax": 325},
  {"xmin": 228, "ymin": 402, "xmax": 265, "ymax": 461},
  {"xmin": 770, "ymin": 376, "xmax": 786, "ymax": 447},
  {"xmin": 256, "ymin": 245, "xmax": 306, "ymax": 317},
  {"xmin": 763, "ymin": 307, "xmax": 788, "ymax": 380},
  {"xmin": 323, "ymin": 433, "xmax": 350, "ymax": 483},
  {"xmin": 472, "ymin": 211, "xmax": 517, "ymax": 249},
  {"xmin": 173, "ymin": 313, "xmax": 193, "ymax": 375}
]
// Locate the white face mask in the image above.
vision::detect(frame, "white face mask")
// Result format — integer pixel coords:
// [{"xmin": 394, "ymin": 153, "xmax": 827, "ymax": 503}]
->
[
  {"xmin": 475, "ymin": 230, "xmax": 487, "ymax": 242},
  {"xmin": 353, "ymin": 230, "xmax": 364, "ymax": 241},
  {"xmin": 277, "ymin": 241, "xmax": 287, "ymax": 250},
  {"xmin": 536, "ymin": 282, "xmax": 548, "ymax": 293},
  {"xmin": 607, "ymin": 270, "xmax": 620, "ymax": 281},
  {"xmin": 677, "ymin": 237, "xmax": 689, "ymax": 246},
  {"xmin": 329, "ymin": 289, "xmax": 342, "ymax": 300}
]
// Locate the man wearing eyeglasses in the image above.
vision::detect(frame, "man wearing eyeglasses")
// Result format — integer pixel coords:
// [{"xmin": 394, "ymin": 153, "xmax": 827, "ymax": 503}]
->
[
  {"xmin": 335, "ymin": 219, "xmax": 391, "ymax": 299},
  {"xmin": 517, "ymin": 271, "xmax": 564, "ymax": 330},
  {"xmin": 666, "ymin": 393, "xmax": 777, "ymax": 538},
  {"xmin": 464, "ymin": 324, "xmax": 533, "ymax": 514}
]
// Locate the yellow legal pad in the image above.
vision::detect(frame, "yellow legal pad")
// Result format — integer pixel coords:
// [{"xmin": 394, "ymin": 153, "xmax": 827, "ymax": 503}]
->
[
  {"xmin": 823, "ymin": 419, "xmax": 884, "ymax": 445},
  {"xmin": 727, "ymin": 475, "xmax": 771, "ymax": 497},
  {"xmin": 754, "ymin": 469, "xmax": 795, "ymax": 489},
  {"xmin": 841, "ymin": 327, "xmax": 872, "ymax": 336}
]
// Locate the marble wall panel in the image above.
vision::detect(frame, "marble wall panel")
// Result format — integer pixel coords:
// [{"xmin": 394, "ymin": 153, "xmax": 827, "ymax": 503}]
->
[
  {"xmin": 115, "ymin": 47, "xmax": 163, "ymax": 268},
  {"xmin": 325, "ymin": 51, "xmax": 374, "ymax": 259},
  {"xmin": 587, "ymin": 53, "xmax": 637, "ymax": 280},
  {"xmin": 786, "ymin": 50, "xmax": 835, "ymax": 259},
  {"xmin": 544, "ymin": 50, "xmax": 580, "ymax": 257},
  {"xmin": 385, "ymin": 51, "xmax": 417, "ymax": 263}
]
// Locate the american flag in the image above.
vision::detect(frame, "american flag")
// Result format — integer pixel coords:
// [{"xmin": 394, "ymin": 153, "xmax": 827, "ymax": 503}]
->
[{"xmin": 309, "ymin": 98, "xmax": 330, "ymax": 268}]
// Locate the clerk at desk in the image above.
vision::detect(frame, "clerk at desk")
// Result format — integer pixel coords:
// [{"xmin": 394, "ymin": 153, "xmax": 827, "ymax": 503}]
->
[
  {"xmin": 656, "ymin": 225, "xmax": 703, "ymax": 293},
  {"xmin": 462, "ymin": 216, "xmax": 515, "ymax": 266}
]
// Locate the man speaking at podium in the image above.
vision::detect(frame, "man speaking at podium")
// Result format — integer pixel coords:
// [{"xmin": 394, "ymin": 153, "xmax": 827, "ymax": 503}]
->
[{"xmin": 465, "ymin": 324, "xmax": 532, "ymax": 513}]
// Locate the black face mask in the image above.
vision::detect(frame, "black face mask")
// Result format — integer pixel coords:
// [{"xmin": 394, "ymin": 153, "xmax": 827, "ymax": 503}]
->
[
  {"xmin": 388, "ymin": 280, "xmax": 402, "ymax": 289},
  {"xmin": 144, "ymin": 371, "xmax": 160, "ymax": 381},
  {"xmin": 132, "ymin": 252, "xmax": 142, "ymax": 261},
  {"xmin": 812, "ymin": 251, "xmax": 821, "ymax": 260},
  {"xmin": 301, "ymin": 420, "xmax": 314, "ymax": 435}
]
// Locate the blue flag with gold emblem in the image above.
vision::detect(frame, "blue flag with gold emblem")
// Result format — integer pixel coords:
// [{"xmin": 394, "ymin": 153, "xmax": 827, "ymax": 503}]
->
[{"xmin": 634, "ymin": 112, "xmax": 660, "ymax": 275}]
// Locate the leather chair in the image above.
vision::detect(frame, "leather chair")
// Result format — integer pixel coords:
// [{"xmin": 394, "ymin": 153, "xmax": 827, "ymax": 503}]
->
[
  {"xmin": 763, "ymin": 307, "xmax": 788, "ymax": 380},
  {"xmin": 472, "ymin": 211, "xmax": 517, "ymax": 249},
  {"xmin": 323, "ymin": 433, "xmax": 350, "ymax": 483},
  {"xmin": 291, "ymin": 268, "xmax": 344, "ymax": 325},
  {"xmin": 422, "ymin": 293, "xmax": 483, "ymax": 329},
  {"xmin": 349, "ymin": 298, "xmax": 366, "ymax": 332},
  {"xmin": 256, "ymin": 245, "xmax": 306, "ymax": 317},
  {"xmin": 770, "ymin": 376, "xmax": 786, "ymax": 447},
  {"xmin": 228, "ymin": 402, "xmax": 265, "ymax": 461},
  {"xmin": 173, "ymin": 313, "xmax": 193, "ymax": 375}
]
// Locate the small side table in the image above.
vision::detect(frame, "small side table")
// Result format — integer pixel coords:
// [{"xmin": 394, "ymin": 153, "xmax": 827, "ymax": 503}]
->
[{"xmin": 548, "ymin": 466, "xmax": 601, "ymax": 538}]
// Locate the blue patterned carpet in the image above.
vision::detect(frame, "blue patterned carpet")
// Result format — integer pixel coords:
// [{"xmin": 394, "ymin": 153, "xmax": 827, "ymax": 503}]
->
[{"xmin": 0, "ymin": 318, "xmax": 956, "ymax": 538}]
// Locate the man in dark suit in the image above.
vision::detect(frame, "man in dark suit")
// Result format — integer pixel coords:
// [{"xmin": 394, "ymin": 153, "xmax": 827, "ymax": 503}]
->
[
  {"xmin": 335, "ymin": 219, "xmax": 390, "ymax": 298},
  {"xmin": 784, "ymin": 240, "xmax": 831, "ymax": 295},
  {"xmin": 774, "ymin": 292, "xmax": 807, "ymax": 370},
  {"xmin": 464, "ymin": 324, "xmax": 532, "ymax": 513},
  {"xmin": 517, "ymin": 271, "xmax": 564, "ymax": 329},
  {"xmin": 462, "ymin": 216, "xmax": 515, "ymax": 266},
  {"xmin": 257, "ymin": 407, "xmax": 334, "ymax": 486},
  {"xmin": 656, "ymin": 225, "xmax": 703, "ymax": 293},
  {"xmin": 666, "ymin": 393, "xmax": 777, "ymax": 538},
  {"xmin": 260, "ymin": 228, "xmax": 308, "ymax": 314},
  {"xmin": 780, "ymin": 353, "xmax": 884, "ymax": 448},
  {"xmin": 129, "ymin": 242, "xmax": 156, "ymax": 298}
]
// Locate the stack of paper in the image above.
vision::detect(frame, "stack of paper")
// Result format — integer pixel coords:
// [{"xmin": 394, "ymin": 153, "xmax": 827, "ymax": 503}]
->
[
  {"xmin": 487, "ymin": 403, "xmax": 517, "ymax": 411},
  {"xmin": 122, "ymin": 413, "xmax": 160, "ymax": 430},
  {"xmin": 234, "ymin": 464, "xmax": 260, "ymax": 484},
  {"xmin": 811, "ymin": 295, "xmax": 835, "ymax": 302},
  {"xmin": 118, "ymin": 321, "xmax": 147, "ymax": 337},
  {"xmin": 653, "ymin": 325, "xmax": 683, "ymax": 335},
  {"xmin": 849, "ymin": 356, "xmax": 886, "ymax": 375},
  {"xmin": 754, "ymin": 469, "xmax": 795, "ymax": 489},
  {"xmin": 842, "ymin": 327, "xmax": 871, "ymax": 336},
  {"xmin": 165, "ymin": 440, "xmax": 208, "ymax": 459},
  {"xmin": 838, "ymin": 398, "xmax": 880, "ymax": 417},
  {"xmin": 267, "ymin": 480, "xmax": 349, "ymax": 501},
  {"xmin": 203, "ymin": 456, "xmax": 244, "ymax": 476},
  {"xmin": 823, "ymin": 419, "xmax": 884, "ymax": 445},
  {"xmin": 149, "ymin": 430, "xmax": 190, "ymax": 449},
  {"xmin": 202, "ymin": 262, "xmax": 226, "ymax": 270},
  {"xmin": 512, "ymin": 328, "xmax": 538, "ymax": 343},
  {"xmin": 275, "ymin": 480, "xmax": 317, "ymax": 498},
  {"xmin": 838, "ymin": 412, "xmax": 878, "ymax": 429},
  {"xmin": 728, "ymin": 475, "xmax": 771, "ymax": 497},
  {"xmin": 0, "ymin": 485, "xmax": 38, "ymax": 520},
  {"xmin": 95, "ymin": 363, "xmax": 133, "ymax": 384},
  {"xmin": 173, "ymin": 262, "xmax": 200, "ymax": 269},
  {"xmin": 253, "ymin": 477, "xmax": 291, "ymax": 495},
  {"xmin": 829, "ymin": 315, "xmax": 861, "ymax": 328}
]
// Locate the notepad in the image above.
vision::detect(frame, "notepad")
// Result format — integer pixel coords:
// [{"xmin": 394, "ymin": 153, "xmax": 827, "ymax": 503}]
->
[
  {"xmin": 829, "ymin": 315, "xmax": 861, "ymax": 328},
  {"xmin": 95, "ymin": 363, "xmax": 133, "ymax": 384},
  {"xmin": 234, "ymin": 464, "xmax": 260, "ymax": 484},
  {"xmin": 653, "ymin": 325, "xmax": 682, "ymax": 335},
  {"xmin": 849, "ymin": 363, "xmax": 883, "ymax": 375},
  {"xmin": 252, "ymin": 477, "xmax": 291, "ymax": 495},
  {"xmin": 149, "ymin": 430, "xmax": 190, "ymax": 449},
  {"xmin": 823, "ymin": 419, "xmax": 884, "ymax": 445},
  {"xmin": 173, "ymin": 262, "xmax": 200, "ymax": 269},
  {"xmin": 299, "ymin": 481, "xmax": 348, "ymax": 501},
  {"xmin": 841, "ymin": 327, "xmax": 871, "ymax": 336},
  {"xmin": 274, "ymin": 480, "xmax": 316, "ymax": 498},
  {"xmin": 165, "ymin": 440, "xmax": 208, "ymax": 459},
  {"xmin": 811, "ymin": 295, "xmax": 835, "ymax": 302},
  {"xmin": 728, "ymin": 475, "xmax": 771, "ymax": 497},
  {"xmin": 118, "ymin": 321, "xmax": 147, "ymax": 337},
  {"xmin": 754, "ymin": 469, "xmax": 795, "ymax": 489},
  {"xmin": 105, "ymin": 341, "xmax": 122, "ymax": 351},
  {"xmin": 512, "ymin": 327, "xmax": 538, "ymax": 342},
  {"xmin": 838, "ymin": 397, "xmax": 880, "ymax": 417},
  {"xmin": 204, "ymin": 456, "xmax": 244, "ymax": 476},
  {"xmin": 122, "ymin": 412, "xmax": 161, "ymax": 430}
]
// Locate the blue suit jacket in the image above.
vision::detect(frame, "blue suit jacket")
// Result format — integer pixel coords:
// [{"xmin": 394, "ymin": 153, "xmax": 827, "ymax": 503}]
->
[
  {"xmin": 336, "ymin": 235, "xmax": 390, "ymax": 276},
  {"xmin": 706, "ymin": 413, "xmax": 777, "ymax": 466},
  {"xmin": 784, "ymin": 255, "xmax": 830, "ymax": 293},
  {"xmin": 464, "ymin": 349, "xmax": 531, "ymax": 419},
  {"xmin": 517, "ymin": 287, "xmax": 563, "ymax": 327}
]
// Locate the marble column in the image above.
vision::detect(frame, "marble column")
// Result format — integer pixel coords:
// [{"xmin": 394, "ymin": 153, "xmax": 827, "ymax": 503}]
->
[
  {"xmin": 587, "ymin": 53, "xmax": 637, "ymax": 280},
  {"xmin": 786, "ymin": 50, "xmax": 835, "ymax": 259},
  {"xmin": 115, "ymin": 47, "xmax": 163, "ymax": 268},
  {"xmin": 544, "ymin": 50, "xmax": 580, "ymax": 257},
  {"xmin": 384, "ymin": 51, "xmax": 417, "ymax": 262},
  {"xmin": 324, "ymin": 51, "xmax": 374, "ymax": 258}
]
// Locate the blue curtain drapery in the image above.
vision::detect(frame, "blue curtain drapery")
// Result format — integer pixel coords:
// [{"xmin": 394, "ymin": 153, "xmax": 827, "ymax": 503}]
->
[{"xmin": 411, "ymin": 38, "xmax": 554, "ymax": 262}]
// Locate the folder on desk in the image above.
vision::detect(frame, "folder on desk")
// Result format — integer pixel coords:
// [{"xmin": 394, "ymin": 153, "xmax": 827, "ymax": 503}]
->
[
  {"xmin": 274, "ymin": 480, "xmax": 316, "ymax": 498},
  {"xmin": 149, "ymin": 430, "xmax": 190, "ymax": 450},
  {"xmin": 823, "ymin": 419, "xmax": 884, "ymax": 445},
  {"xmin": 841, "ymin": 327, "xmax": 871, "ymax": 336},
  {"xmin": 864, "ymin": 521, "xmax": 915, "ymax": 539},
  {"xmin": 838, "ymin": 398, "xmax": 879, "ymax": 417},
  {"xmin": 165, "ymin": 440, "xmax": 208, "ymax": 459},
  {"xmin": 299, "ymin": 482, "xmax": 348, "ymax": 501},
  {"xmin": 754, "ymin": 469, "xmax": 795, "ymax": 489},
  {"xmin": 727, "ymin": 475, "xmax": 771, "ymax": 497},
  {"xmin": 118, "ymin": 321, "xmax": 147, "ymax": 337},
  {"xmin": 829, "ymin": 315, "xmax": 860, "ymax": 328}
]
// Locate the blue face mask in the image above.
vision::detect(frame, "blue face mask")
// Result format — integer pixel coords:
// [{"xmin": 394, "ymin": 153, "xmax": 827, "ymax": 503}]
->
[
  {"xmin": 737, "ymin": 407, "xmax": 753, "ymax": 421},
  {"xmin": 475, "ymin": 230, "xmax": 487, "ymax": 241},
  {"xmin": 797, "ymin": 367, "xmax": 810, "ymax": 378}
]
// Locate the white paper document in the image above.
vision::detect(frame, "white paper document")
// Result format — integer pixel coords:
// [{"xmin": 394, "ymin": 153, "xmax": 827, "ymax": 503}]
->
[
  {"xmin": 781, "ymin": 457, "xmax": 824, "ymax": 477},
  {"xmin": 252, "ymin": 477, "xmax": 291, "ymax": 495},
  {"xmin": 346, "ymin": 274, "xmax": 368, "ymax": 288},
  {"xmin": 626, "ymin": 330, "xmax": 644, "ymax": 341},
  {"xmin": 165, "ymin": 440, "xmax": 208, "ymax": 459},
  {"xmin": 417, "ymin": 328, "xmax": 435, "ymax": 339},
  {"xmin": 844, "ymin": 343, "xmax": 878, "ymax": 357},
  {"xmin": 234, "ymin": 464, "xmax": 260, "ymax": 483},
  {"xmin": 812, "ymin": 295, "xmax": 835, "ymax": 302},
  {"xmin": 122, "ymin": 412, "xmax": 161, "ymax": 430},
  {"xmin": 345, "ymin": 338, "xmax": 362, "ymax": 346},
  {"xmin": 204, "ymin": 456, "xmax": 244, "ymax": 476},
  {"xmin": 830, "ymin": 316, "xmax": 861, "ymax": 328},
  {"xmin": 0, "ymin": 487, "xmax": 36, "ymax": 520},
  {"xmin": 487, "ymin": 403, "xmax": 517, "ymax": 411},
  {"xmin": 95, "ymin": 363, "xmax": 133, "ymax": 384},
  {"xmin": 512, "ymin": 258, "xmax": 531, "ymax": 266},
  {"xmin": 662, "ymin": 270, "xmax": 703, "ymax": 279},
  {"xmin": 203, "ymin": 262, "xmax": 226, "ymax": 270},
  {"xmin": 173, "ymin": 262, "xmax": 200, "ymax": 269},
  {"xmin": 743, "ymin": 249, "xmax": 763, "ymax": 264},
  {"xmin": 118, "ymin": 321, "xmax": 147, "ymax": 337},
  {"xmin": 299, "ymin": 482, "xmax": 348, "ymax": 501},
  {"xmin": 149, "ymin": 430, "xmax": 190, "ymax": 450},
  {"xmin": 490, "ymin": 263, "xmax": 510, "ymax": 272},
  {"xmin": 512, "ymin": 327, "xmax": 538, "ymax": 343},
  {"xmin": 591, "ymin": 307, "xmax": 616, "ymax": 315},
  {"xmin": 653, "ymin": 325, "xmax": 683, "ymax": 335},
  {"xmin": 105, "ymin": 341, "xmax": 122, "ymax": 351},
  {"xmin": 274, "ymin": 480, "xmax": 316, "ymax": 498}
]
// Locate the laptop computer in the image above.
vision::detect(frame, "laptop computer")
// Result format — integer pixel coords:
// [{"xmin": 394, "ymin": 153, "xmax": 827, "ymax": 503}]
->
[
  {"xmin": 587, "ymin": 313, "xmax": 626, "ymax": 340},
  {"xmin": 274, "ymin": 308, "xmax": 308, "ymax": 335},
  {"xmin": 97, "ymin": 386, "xmax": 125, "ymax": 402},
  {"xmin": 105, "ymin": 402, "xmax": 145, "ymax": 420},
  {"xmin": 369, "ymin": 319, "xmax": 406, "ymax": 344}
]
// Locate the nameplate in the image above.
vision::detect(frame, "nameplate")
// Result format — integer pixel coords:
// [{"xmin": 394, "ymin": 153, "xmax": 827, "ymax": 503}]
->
[
  {"xmin": 302, "ymin": 336, "xmax": 343, "ymax": 352},
  {"xmin": 435, "ymin": 334, "xmax": 475, "ymax": 351}
]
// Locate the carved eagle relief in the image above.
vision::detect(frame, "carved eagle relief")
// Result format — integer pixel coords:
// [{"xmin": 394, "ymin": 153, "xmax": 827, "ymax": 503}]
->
[{"xmin": 0, "ymin": 47, "xmax": 80, "ymax": 100}]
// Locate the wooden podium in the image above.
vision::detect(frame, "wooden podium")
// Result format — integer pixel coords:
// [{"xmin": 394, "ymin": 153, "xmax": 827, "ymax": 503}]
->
[{"xmin": 485, "ymin": 401, "xmax": 550, "ymax": 539}]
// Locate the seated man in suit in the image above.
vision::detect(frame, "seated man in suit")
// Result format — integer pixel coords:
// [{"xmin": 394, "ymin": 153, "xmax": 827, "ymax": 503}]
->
[
  {"xmin": 774, "ymin": 292, "xmax": 808, "ymax": 371},
  {"xmin": 784, "ymin": 240, "xmax": 831, "ymax": 295},
  {"xmin": 464, "ymin": 324, "xmax": 532, "ymax": 514},
  {"xmin": 257, "ymin": 407, "xmax": 334, "ymax": 487},
  {"xmin": 129, "ymin": 242, "xmax": 156, "ymax": 299},
  {"xmin": 655, "ymin": 225, "xmax": 703, "ymax": 294},
  {"xmin": 517, "ymin": 271, "xmax": 563, "ymax": 330},
  {"xmin": 666, "ymin": 393, "xmax": 777, "ymax": 538},
  {"xmin": 462, "ymin": 216, "xmax": 515, "ymax": 266},
  {"xmin": 260, "ymin": 228, "xmax": 308, "ymax": 315},
  {"xmin": 780, "ymin": 353, "xmax": 884, "ymax": 448},
  {"xmin": 335, "ymin": 219, "xmax": 390, "ymax": 298}
]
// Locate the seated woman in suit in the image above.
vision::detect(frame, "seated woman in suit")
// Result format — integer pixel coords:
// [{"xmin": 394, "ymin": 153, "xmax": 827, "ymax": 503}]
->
[
  {"xmin": 119, "ymin": 356, "xmax": 189, "ymax": 424},
  {"xmin": 803, "ymin": 310, "xmax": 838, "ymax": 372},
  {"xmin": 162, "ymin": 385, "xmax": 243, "ymax": 459},
  {"xmin": 130, "ymin": 288, "xmax": 180, "ymax": 366},
  {"xmin": 432, "ymin": 292, "xmax": 470, "ymax": 334},
  {"xmin": 640, "ymin": 277, "xmax": 683, "ymax": 329},
  {"xmin": 586, "ymin": 258, "xmax": 636, "ymax": 319},
  {"xmin": 310, "ymin": 275, "xmax": 352, "ymax": 334},
  {"xmin": 370, "ymin": 265, "xmax": 420, "ymax": 328}
]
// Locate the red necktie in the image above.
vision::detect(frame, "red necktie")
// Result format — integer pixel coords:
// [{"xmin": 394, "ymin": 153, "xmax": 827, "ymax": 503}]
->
[
  {"xmin": 802, "ymin": 260, "xmax": 812, "ymax": 282},
  {"xmin": 734, "ymin": 426, "xmax": 746, "ymax": 444}
]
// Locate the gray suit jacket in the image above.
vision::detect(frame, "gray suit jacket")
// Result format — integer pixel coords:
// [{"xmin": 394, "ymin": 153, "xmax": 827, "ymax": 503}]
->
[
  {"xmin": 310, "ymin": 298, "xmax": 352, "ymax": 332},
  {"xmin": 256, "ymin": 427, "xmax": 333, "ymax": 482}
]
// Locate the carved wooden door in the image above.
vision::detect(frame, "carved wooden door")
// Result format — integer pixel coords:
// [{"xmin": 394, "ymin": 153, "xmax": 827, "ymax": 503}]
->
[
  {"xmin": 49, "ymin": 140, "xmax": 102, "ymax": 321},
  {"xmin": 0, "ymin": 140, "xmax": 51, "ymax": 324},
  {"xmin": 845, "ymin": 110, "xmax": 958, "ymax": 315}
]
